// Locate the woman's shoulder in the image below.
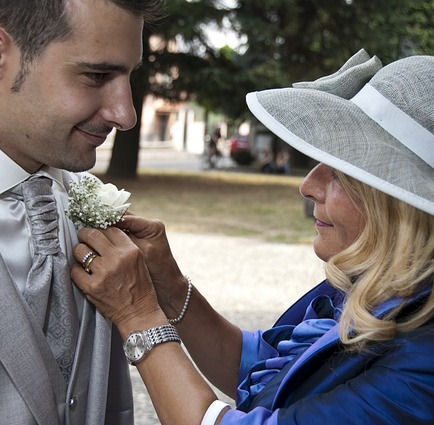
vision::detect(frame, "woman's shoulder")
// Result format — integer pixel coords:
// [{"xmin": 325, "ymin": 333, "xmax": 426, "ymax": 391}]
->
[
  {"xmin": 391, "ymin": 319, "xmax": 434, "ymax": 351},
  {"xmin": 370, "ymin": 319, "xmax": 434, "ymax": 373}
]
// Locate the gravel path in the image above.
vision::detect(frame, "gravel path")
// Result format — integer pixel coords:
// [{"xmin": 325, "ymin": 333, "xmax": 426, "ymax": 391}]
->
[{"xmin": 131, "ymin": 231, "xmax": 325, "ymax": 424}]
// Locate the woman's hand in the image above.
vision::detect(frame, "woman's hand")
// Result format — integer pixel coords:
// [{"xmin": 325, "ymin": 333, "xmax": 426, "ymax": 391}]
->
[
  {"xmin": 71, "ymin": 226, "xmax": 166, "ymax": 333},
  {"xmin": 116, "ymin": 213, "xmax": 188, "ymax": 317},
  {"xmin": 117, "ymin": 213, "xmax": 183, "ymax": 281}
]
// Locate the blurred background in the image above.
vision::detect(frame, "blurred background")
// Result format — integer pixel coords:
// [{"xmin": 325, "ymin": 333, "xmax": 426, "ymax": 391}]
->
[{"xmin": 94, "ymin": 0, "xmax": 434, "ymax": 179}]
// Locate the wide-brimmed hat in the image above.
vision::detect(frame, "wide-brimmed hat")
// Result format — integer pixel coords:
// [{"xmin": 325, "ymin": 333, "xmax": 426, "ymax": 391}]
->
[{"xmin": 246, "ymin": 49, "xmax": 434, "ymax": 215}]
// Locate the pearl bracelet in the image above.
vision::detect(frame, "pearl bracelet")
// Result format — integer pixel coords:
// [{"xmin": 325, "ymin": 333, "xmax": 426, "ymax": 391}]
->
[{"xmin": 168, "ymin": 276, "xmax": 193, "ymax": 325}]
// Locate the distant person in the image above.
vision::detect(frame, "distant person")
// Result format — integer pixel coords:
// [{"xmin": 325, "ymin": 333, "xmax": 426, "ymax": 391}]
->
[
  {"xmin": 210, "ymin": 127, "xmax": 222, "ymax": 157},
  {"xmin": 275, "ymin": 148, "xmax": 291, "ymax": 174},
  {"xmin": 0, "ymin": 0, "xmax": 161, "ymax": 423},
  {"xmin": 204, "ymin": 127, "xmax": 222, "ymax": 168},
  {"xmin": 260, "ymin": 148, "xmax": 275, "ymax": 173},
  {"xmin": 72, "ymin": 50, "xmax": 433, "ymax": 424}
]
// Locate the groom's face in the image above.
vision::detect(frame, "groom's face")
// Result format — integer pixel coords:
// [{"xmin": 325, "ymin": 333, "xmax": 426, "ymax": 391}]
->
[{"xmin": 0, "ymin": 0, "xmax": 143, "ymax": 173}]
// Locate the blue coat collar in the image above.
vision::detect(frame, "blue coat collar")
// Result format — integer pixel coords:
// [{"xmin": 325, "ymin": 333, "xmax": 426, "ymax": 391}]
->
[{"xmin": 271, "ymin": 280, "xmax": 431, "ymax": 409}]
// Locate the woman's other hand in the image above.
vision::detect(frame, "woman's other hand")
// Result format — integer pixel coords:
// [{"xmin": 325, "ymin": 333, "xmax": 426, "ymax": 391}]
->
[
  {"xmin": 116, "ymin": 213, "xmax": 188, "ymax": 317},
  {"xmin": 117, "ymin": 213, "xmax": 182, "ymax": 281}
]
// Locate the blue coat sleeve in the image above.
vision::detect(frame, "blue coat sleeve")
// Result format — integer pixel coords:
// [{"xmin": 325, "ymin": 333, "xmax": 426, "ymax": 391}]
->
[{"xmin": 223, "ymin": 328, "xmax": 434, "ymax": 425}]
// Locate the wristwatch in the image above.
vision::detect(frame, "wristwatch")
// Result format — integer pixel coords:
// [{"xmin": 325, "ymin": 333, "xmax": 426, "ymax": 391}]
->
[{"xmin": 123, "ymin": 324, "xmax": 181, "ymax": 365}]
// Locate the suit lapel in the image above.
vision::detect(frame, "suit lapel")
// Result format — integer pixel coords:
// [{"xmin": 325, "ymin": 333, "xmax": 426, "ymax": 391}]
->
[{"xmin": 0, "ymin": 255, "xmax": 62, "ymax": 425}]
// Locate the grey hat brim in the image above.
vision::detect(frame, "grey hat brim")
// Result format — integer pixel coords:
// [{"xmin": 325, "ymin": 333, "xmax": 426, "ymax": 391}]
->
[{"xmin": 246, "ymin": 88, "xmax": 434, "ymax": 215}]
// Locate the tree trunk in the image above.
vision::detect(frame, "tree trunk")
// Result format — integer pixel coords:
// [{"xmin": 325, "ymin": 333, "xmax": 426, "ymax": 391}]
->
[{"xmin": 106, "ymin": 35, "xmax": 150, "ymax": 179}]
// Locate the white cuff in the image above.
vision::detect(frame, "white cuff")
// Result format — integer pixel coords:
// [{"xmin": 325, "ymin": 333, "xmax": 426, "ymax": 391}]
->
[{"xmin": 201, "ymin": 400, "xmax": 230, "ymax": 425}]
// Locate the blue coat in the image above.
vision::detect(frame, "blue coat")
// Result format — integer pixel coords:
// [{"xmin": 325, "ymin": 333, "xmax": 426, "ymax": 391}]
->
[{"xmin": 221, "ymin": 280, "xmax": 434, "ymax": 425}]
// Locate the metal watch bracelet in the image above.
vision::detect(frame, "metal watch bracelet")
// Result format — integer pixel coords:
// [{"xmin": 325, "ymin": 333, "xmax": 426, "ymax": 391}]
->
[
  {"xmin": 146, "ymin": 324, "xmax": 180, "ymax": 346},
  {"xmin": 123, "ymin": 324, "xmax": 181, "ymax": 365}
]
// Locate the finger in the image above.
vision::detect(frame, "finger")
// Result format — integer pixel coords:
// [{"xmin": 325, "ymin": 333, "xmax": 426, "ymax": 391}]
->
[
  {"xmin": 71, "ymin": 264, "xmax": 108, "ymax": 312},
  {"xmin": 115, "ymin": 214, "xmax": 142, "ymax": 232},
  {"xmin": 114, "ymin": 209, "xmax": 136, "ymax": 227},
  {"xmin": 71, "ymin": 263, "xmax": 95, "ymax": 294},
  {"xmin": 77, "ymin": 227, "xmax": 115, "ymax": 257},
  {"xmin": 100, "ymin": 226, "xmax": 135, "ymax": 246},
  {"xmin": 116, "ymin": 210, "xmax": 136, "ymax": 231},
  {"xmin": 117, "ymin": 215, "xmax": 165, "ymax": 238},
  {"xmin": 73, "ymin": 242, "xmax": 98, "ymax": 264},
  {"xmin": 72, "ymin": 243, "xmax": 103, "ymax": 275}
]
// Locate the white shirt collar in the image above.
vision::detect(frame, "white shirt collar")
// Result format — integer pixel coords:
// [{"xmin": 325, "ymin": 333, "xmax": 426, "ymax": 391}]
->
[
  {"xmin": 0, "ymin": 148, "xmax": 65, "ymax": 194},
  {"xmin": 0, "ymin": 149, "xmax": 30, "ymax": 193}
]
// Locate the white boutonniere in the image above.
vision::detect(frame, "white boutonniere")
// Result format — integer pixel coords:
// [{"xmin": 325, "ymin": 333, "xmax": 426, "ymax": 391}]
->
[{"xmin": 66, "ymin": 176, "xmax": 131, "ymax": 229}]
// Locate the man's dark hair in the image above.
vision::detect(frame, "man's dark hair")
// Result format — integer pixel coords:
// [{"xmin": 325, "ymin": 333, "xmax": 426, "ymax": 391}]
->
[{"xmin": 0, "ymin": 0, "xmax": 163, "ymax": 91}]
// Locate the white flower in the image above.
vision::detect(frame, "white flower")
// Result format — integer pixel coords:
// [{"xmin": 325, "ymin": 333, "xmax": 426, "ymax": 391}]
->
[
  {"xmin": 65, "ymin": 176, "xmax": 132, "ymax": 229},
  {"xmin": 96, "ymin": 183, "xmax": 131, "ymax": 211}
]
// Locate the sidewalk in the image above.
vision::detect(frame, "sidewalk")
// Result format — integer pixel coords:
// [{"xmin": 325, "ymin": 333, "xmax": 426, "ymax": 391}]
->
[
  {"xmin": 132, "ymin": 231, "xmax": 325, "ymax": 424},
  {"xmin": 91, "ymin": 146, "xmax": 241, "ymax": 174}
]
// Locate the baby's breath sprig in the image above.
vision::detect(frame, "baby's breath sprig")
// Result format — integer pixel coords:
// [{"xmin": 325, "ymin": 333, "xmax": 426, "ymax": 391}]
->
[{"xmin": 66, "ymin": 176, "xmax": 131, "ymax": 229}]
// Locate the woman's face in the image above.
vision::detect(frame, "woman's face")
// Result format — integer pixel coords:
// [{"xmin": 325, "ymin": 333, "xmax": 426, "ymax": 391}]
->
[{"xmin": 300, "ymin": 164, "xmax": 365, "ymax": 261}]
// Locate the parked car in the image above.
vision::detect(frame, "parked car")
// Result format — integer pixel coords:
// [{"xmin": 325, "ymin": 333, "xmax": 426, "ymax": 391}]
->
[{"xmin": 229, "ymin": 136, "xmax": 255, "ymax": 165}]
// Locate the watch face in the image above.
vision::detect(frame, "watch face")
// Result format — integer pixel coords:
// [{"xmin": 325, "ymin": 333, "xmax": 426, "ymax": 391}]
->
[{"xmin": 125, "ymin": 333, "xmax": 150, "ymax": 363}]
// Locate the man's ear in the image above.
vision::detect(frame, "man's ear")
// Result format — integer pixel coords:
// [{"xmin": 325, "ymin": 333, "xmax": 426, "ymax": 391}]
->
[{"xmin": 0, "ymin": 27, "xmax": 14, "ymax": 77}]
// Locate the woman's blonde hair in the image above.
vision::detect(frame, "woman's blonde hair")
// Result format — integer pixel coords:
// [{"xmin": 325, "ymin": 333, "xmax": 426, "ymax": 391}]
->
[{"xmin": 325, "ymin": 172, "xmax": 434, "ymax": 350}]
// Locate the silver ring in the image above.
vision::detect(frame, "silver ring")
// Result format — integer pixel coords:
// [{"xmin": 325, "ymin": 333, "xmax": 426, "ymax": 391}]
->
[{"xmin": 81, "ymin": 250, "xmax": 96, "ymax": 268}]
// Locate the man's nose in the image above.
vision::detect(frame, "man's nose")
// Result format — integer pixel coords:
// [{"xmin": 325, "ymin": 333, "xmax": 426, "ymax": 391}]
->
[{"xmin": 101, "ymin": 81, "xmax": 137, "ymax": 131}]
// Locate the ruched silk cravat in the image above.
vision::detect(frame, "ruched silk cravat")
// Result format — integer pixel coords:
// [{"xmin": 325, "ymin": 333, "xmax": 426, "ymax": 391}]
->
[{"xmin": 15, "ymin": 176, "xmax": 79, "ymax": 382}]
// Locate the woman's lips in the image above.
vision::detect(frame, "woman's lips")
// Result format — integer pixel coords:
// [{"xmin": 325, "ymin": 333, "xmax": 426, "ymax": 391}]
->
[{"xmin": 315, "ymin": 218, "xmax": 332, "ymax": 228}]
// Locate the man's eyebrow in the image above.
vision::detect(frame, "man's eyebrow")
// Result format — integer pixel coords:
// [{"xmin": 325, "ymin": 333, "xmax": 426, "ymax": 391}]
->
[{"xmin": 77, "ymin": 60, "xmax": 143, "ymax": 73}]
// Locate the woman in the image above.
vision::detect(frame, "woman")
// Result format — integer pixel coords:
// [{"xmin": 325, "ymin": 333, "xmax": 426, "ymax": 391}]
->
[{"xmin": 72, "ymin": 50, "xmax": 434, "ymax": 425}]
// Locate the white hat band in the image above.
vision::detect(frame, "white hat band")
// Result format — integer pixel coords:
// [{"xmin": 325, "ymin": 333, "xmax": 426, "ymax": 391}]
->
[{"xmin": 351, "ymin": 84, "xmax": 434, "ymax": 168}]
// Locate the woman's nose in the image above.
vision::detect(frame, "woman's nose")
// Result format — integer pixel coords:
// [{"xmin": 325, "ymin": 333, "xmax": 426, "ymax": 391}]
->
[{"xmin": 299, "ymin": 163, "xmax": 327, "ymax": 203}]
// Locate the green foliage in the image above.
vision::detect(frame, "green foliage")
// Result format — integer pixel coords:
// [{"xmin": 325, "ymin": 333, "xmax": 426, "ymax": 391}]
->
[
  {"xmin": 232, "ymin": 0, "xmax": 432, "ymax": 87},
  {"xmin": 146, "ymin": 0, "xmax": 226, "ymax": 101},
  {"xmin": 147, "ymin": 0, "xmax": 433, "ymax": 120},
  {"xmin": 404, "ymin": 0, "xmax": 434, "ymax": 53}
]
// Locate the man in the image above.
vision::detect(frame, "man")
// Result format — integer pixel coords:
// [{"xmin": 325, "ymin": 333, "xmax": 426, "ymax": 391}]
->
[{"xmin": 0, "ymin": 0, "xmax": 161, "ymax": 423}]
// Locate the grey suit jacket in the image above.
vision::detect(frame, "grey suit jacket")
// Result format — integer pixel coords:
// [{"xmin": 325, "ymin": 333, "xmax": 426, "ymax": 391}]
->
[
  {"xmin": 0, "ymin": 254, "xmax": 134, "ymax": 425},
  {"xmin": 0, "ymin": 167, "xmax": 134, "ymax": 424}
]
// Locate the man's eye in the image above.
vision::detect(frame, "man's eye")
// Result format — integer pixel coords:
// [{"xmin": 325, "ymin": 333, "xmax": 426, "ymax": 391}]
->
[{"xmin": 85, "ymin": 73, "xmax": 108, "ymax": 84}]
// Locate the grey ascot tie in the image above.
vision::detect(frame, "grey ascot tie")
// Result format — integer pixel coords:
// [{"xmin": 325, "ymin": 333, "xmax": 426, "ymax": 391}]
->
[{"xmin": 16, "ymin": 175, "xmax": 79, "ymax": 382}]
